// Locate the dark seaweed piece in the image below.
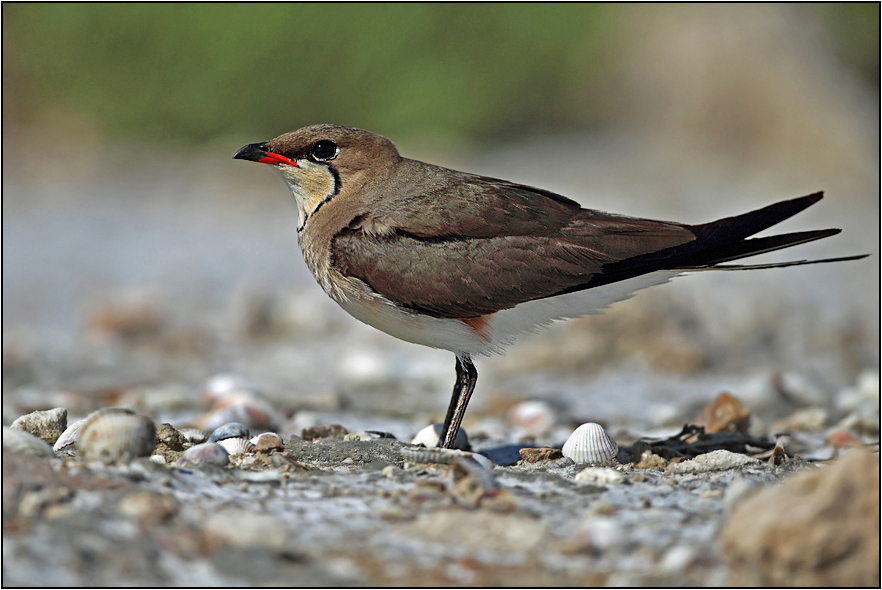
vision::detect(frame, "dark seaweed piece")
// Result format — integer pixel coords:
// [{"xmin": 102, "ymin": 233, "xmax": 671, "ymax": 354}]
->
[{"xmin": 622, "ymin": 424, "xmax": 777, "ymax": 463}]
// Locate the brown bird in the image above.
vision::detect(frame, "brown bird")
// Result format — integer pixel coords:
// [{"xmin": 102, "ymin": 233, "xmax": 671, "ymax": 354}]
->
[{"xmin": 234, "ymin": 124, "xmax": 865, "ymax": 449}]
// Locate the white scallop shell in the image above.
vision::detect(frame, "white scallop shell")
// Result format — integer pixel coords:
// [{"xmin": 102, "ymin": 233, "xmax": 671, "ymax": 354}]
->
[
  {"xmin": 562, "ymin": 423, "xmax": 618, "ymax": 464},
  {"xmin": 216, "ymin": 436, "xmax": 255, "ymax": 455},
  {"xmin": 3, "ymin": 426, "xmax": 55, "ymax": 458},
  {"xmin": 77, "ymin": 408, "xmax": 157, "ymax": 463}
]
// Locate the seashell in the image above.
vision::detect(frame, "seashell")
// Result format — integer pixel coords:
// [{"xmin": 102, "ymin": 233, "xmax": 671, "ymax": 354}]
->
[
  {"xmin": 76, "ymin": 408, "xmax": 157, "ymax": 463},
  {"xmin": 401, "ymin": 446, "xmax": 494, "ymax": 469},
  {"xmin": 562, "ymin": 423, "xmax": 618, "ymax": 464},
  {"xmin": 174, "ymin": 442, "xmax": 230, "ymax": 468},
  {"xmin": 9, "ymin": 407, "xmax": 68, "ymax": 445},
  {"xmin": 249, "ymin": 432, "xmax": 284, "ymax": 452},
  {"xmin": 3, "ymin": 426, "xmax": 55, "ymax": 458},
  {"xmin": 53, "ymin": 418, "xmax": 86, "ymax": 455},
  {"xmin": 410, "ymin": 423, "xmax": 470, "ymax": 450},
  {"xmin": 216, "ymin": 437, "xmax": 255, "ymax": 455},
  {"xmin": 178, "ymin": 428, "xmax": 207, "ymax": 444},
  {"xmin": 208, "ymin": 422, "xmax": 250, "ymax": 443}
]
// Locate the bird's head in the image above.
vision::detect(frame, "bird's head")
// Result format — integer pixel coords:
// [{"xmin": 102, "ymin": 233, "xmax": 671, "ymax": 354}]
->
[{"xmin": 234, "ymin": 124, "xmax": 400, "ymax": 231}]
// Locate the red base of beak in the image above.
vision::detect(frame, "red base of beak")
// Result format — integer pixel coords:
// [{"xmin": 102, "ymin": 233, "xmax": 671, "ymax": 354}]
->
[{"xmin": 258, "ymin": 152, "xmax": 297, "ymax": 167}]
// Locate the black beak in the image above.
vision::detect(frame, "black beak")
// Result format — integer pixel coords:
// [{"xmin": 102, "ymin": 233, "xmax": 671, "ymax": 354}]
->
[{"xmin": 233, "ymin": 142, "xmax": 269, "ymax": 161}]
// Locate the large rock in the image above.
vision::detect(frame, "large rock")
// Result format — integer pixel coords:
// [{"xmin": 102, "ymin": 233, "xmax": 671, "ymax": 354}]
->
[{"xmin": 720, "ymin": 449, "xmax": 879, "ymax": 587}]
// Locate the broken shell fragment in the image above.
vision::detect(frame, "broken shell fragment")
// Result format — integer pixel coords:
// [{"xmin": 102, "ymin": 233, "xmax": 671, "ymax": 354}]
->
[
  {"xmin": 175, "ymin": 442, "xmax": 230, "ymax": 467},
  {"xmin": 410, "ymin": 423, "xmax": 470, "ymax": 450},
  {"xmin": 208, "ymin": 422, "xmax": 250, "ymax": 443},
  {"xmin": 3, "ymin": 426, "xmax": 55, "ymax": 458},
  {"xmin": 53, "ymin": 418, "xmax": 86, "ymax": 455},
  {"xmin": 562, "ymin": 423, "xmax": 618, "ymax": 464},
  {"xmin": 10, "ymin": 407, "xmax": 68, "ymax": 445},
  {"xmin": 77, "ymin": 408, "xmax": 157, "ymax": 463}
]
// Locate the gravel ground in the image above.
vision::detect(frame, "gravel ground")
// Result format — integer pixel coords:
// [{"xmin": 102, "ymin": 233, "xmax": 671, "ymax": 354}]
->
[{"xmin": 3, "ymin": 115, "xmax": 879, "ymax": 585}]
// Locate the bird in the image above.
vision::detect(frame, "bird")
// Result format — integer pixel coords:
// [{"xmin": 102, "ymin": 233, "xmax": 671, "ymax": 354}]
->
[{"xmin": 234, "ymin": 124, "xmax": 866, "ymax": 449}]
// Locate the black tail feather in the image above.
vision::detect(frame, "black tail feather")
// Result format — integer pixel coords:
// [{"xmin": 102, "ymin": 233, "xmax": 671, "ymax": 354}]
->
[
  {"xmin": 555, "ymin": 192, "xmax": 866, "ymax": 295},
  {"xmin": 675, "ymin": 228, "xmax": 842, "ymax": 267},
  {"xmin": 679, "ymin": 254, "xmax": 869, "ymax": 271},
  {"xmin": 690, "ymin": 191, "xmax": 825, "ymax": 246}
]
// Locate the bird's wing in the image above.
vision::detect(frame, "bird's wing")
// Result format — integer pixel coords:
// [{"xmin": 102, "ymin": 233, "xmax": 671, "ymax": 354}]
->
[{"xmin": 332, "ymin": 179, "xmax": 696, "ymax": 318}]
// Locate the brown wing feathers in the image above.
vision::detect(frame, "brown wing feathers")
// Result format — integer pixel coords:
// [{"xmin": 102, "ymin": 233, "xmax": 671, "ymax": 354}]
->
[{"xmin": 332, "ymin": 187, "xmax": 847, "ymax": 319}]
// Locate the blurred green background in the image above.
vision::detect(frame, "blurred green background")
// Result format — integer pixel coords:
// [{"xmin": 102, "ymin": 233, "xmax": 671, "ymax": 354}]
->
[{"xmin": 3, "ymin": 3, "xmax": 878, "ymax": 147}]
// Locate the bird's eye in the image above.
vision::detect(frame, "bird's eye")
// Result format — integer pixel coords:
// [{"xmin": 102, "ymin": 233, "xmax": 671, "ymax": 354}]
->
[{"xmin": 310, "ymin": 140, "xmax": 338, "ymax": 162}]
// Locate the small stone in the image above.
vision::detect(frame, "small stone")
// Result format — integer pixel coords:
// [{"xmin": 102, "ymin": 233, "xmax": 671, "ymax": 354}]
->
[
  {"xmin": 518, "ymin": 447, "xmax": 563, "ymax": 463},
  {"xmin": 3, "ymin": 427, "xmax": 55, "ymax": 458},
  {"xmin": 10, "ymin": 408, "xmax": 67, "ymax": 445},
  {"xmin": 250, "ymin": 432, "xmax": 284, "ymax": 452},
  {"xmin": 155, "ymin": 423, "xmax": 187, "ymax": 450},
  {"xmin": 174, "ymin": 442, "xmax": 230, "ymax": 468},
  {"xmin": 208, "ymin": 422, "xmax": 250, "ymax": 443},
  {"xmin": 665, "ymin": 450, "xmax": 760, "ymax": 474},
  {"xmin": 575, "ymin": 467, "xmax": 626, "ymax": 485},
  {"xmin": 634, "ymin": 450, "xmax": 668, "ymax": 470}
]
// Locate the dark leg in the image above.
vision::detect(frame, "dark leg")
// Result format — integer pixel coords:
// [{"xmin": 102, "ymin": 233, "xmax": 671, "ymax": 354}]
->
[{"xmin": 440, "ymin": 354, "xmax": 478, "ymax": 449}]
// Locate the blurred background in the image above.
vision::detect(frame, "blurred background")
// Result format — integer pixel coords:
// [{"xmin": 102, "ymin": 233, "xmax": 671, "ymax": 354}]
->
[{"xmin": 3, "ymin": 4, "xmax": 879, "ymax": 435}]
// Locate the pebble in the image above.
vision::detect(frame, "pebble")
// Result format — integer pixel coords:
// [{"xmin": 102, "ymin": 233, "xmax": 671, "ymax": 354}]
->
[
  {"xmin": 174, "ymin": 442, "xmax": 230, "ymax": 468},
  {"xmin": 665, "ymin": 450, "xmax": 760, "ymax": 474},
  {"xmin": 207, "ymin": 422, "xmax": 250, "ymax": 443},
  {"xmin": 9, "ymin": 407, "xmax": 68, "ymax": 444},
  {"xmin": 250, "ymin": 432, "xmax": 284, "ymax": 452},
  {"xmin": 3, "ymin": 426, "xmax": 55, "ymax": 458},
  {"xmin": 574, "ymin": 467, "xmax": 626, "ymax": 485},
  {"xmin": 635, "ymin": 450, "xmax": 668, "ymax": 470}
]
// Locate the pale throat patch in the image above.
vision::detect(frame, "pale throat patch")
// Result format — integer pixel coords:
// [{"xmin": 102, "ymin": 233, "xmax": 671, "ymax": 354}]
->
[{"xmin": 275, "ymin": 161, "xmax": 337, "ymax": 230}]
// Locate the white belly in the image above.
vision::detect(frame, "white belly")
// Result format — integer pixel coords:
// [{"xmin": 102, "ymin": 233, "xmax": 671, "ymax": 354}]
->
[{"xmin": 337, "ymin": 270, "xmax": 681, "ymax": 356}]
